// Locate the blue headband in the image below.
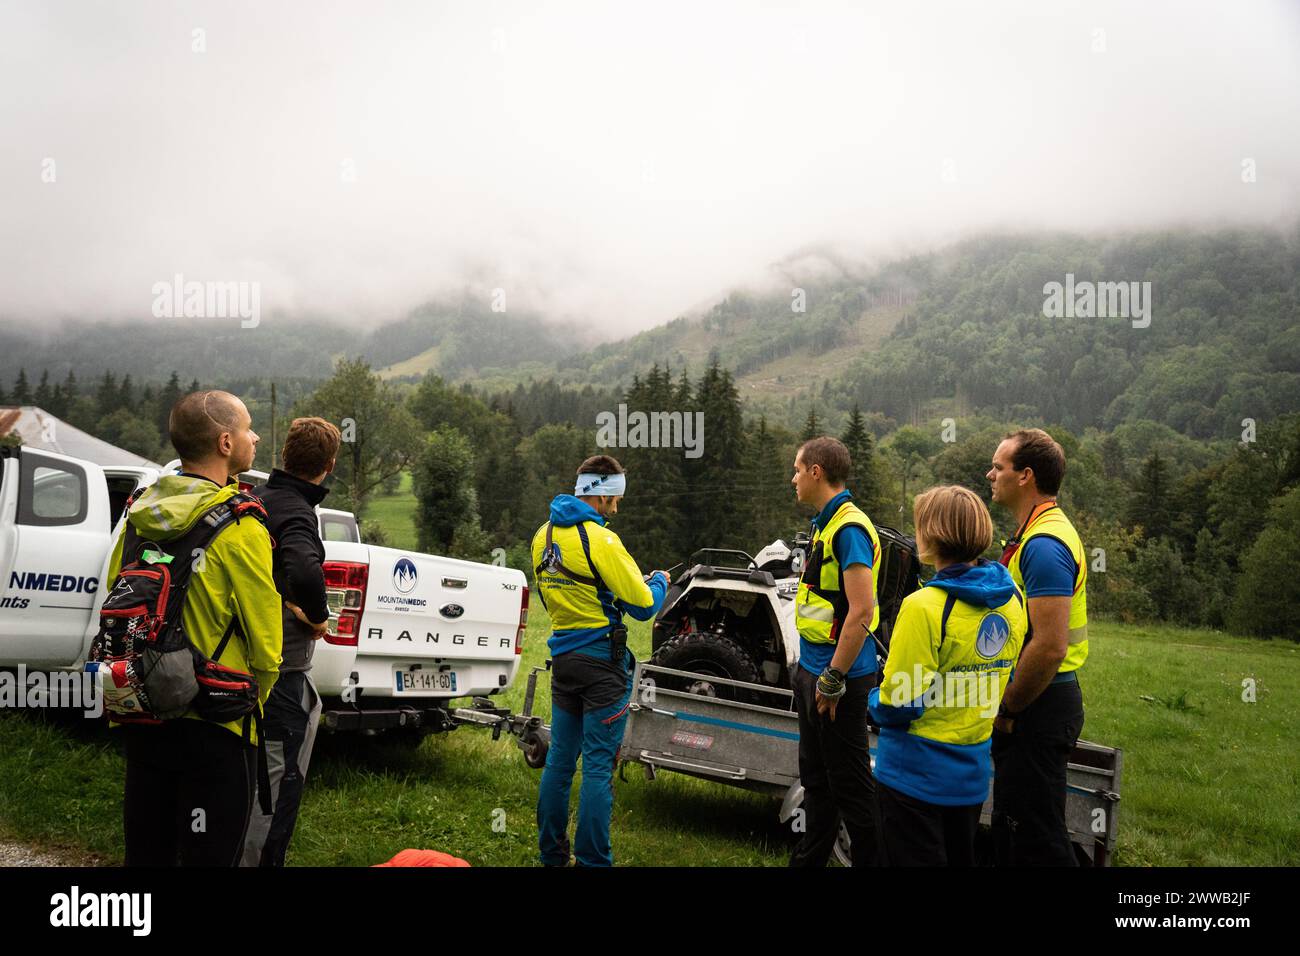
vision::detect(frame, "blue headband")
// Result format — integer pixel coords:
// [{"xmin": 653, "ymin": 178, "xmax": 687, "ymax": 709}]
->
[{"xmin": 576, "ymin": 472, "xmax": 626, "ymax": 497}]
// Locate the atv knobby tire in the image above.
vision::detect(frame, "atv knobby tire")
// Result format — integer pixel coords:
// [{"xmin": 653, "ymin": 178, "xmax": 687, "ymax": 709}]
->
[{"xmin": 649, "ymin": 630, "xmax": 762, "ymax": 701}]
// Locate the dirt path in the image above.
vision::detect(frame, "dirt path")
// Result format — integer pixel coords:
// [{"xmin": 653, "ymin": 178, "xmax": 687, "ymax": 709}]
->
[{"xmin": 0, "ymin": 837, "xmax": 104, "ymax": 867}]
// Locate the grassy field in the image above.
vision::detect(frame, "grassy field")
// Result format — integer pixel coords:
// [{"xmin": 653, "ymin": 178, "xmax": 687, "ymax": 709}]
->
[
  {"xmin": 0, "ymin": 615, "xmax": 1296, "ymax": 867},
  {"xmin": 362, "ymin": 472, "xmax": 419, "ymax": 551}
]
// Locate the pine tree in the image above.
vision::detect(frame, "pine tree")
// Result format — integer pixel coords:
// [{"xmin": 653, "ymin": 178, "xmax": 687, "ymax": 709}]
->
[
  {"xmin": 1127, "ymin": 451, "xmax": 1173, "ymax": 542},
  {"xmin": 802, "ymin": 407, "xmax": 820, "ymax": 441},
  {"xmin": 841, "ymin": 404, "xmax": 882, "ymax": 513},
  {"xmin": 96, "ymin": 371, "xmax": 118, "ymax": 414},
  {"xmin": 1100, "ymin": 433, "xmax": 1125, "ymax": 480},
  {"xmin": 12, "ymin": 369, "xmax": 31, "ymax": 405},
  {"xmin": 689, "ymin": 360, "xmax": 747, "ymax": 552},
  {"xmin": 612, "ymin": 365, "xmax": 689, "ymax": 567},
  {"xmin": 158, "ymin": 371, "xmax": 182, "ymax": 435},
  {"xmin": 34, "ymin": 370, "xmax": 53, "ymax": 410},
  {"xmin": 744, "ymin": 415, "xmax": 800, "ymax": 545}
]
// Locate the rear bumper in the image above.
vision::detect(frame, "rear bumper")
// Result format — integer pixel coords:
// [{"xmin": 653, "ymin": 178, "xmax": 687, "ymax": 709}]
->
[{"xmin": 320, "ymin": 703, "xmax": 457, "ymax": 733}]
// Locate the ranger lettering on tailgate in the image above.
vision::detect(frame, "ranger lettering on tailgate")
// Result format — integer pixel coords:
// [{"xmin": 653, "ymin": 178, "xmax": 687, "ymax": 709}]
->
[{"xmin": 365, "ymin": 626, "xmax": 510, "ymax": 648}]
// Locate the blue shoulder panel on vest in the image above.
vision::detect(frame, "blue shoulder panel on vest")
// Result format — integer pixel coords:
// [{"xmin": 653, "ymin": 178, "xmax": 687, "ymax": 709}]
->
[
  {"xmin": 831, "ymin": 523, "xmax": 874, "ymax": 569},
  {"xmin": 1020, "ymin": 536, "xmax": 1076, "ymax": 598}
]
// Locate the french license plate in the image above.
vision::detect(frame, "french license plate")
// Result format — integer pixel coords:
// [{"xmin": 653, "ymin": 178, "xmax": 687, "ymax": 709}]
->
[{"xmin": 395, "ymin": 668, "xmax": 457, "ymax": 692}]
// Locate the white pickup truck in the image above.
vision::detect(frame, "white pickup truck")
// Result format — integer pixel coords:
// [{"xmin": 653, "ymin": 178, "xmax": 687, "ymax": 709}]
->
[{"xmin": 0, "ymin": 445, "xmax": 530, "ymax": 738}]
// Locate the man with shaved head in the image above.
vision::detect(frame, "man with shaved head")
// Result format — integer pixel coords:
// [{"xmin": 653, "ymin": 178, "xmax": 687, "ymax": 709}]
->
[{"xmin": 105, "ymin": 390, "xmax": 283, "ymax": 865}]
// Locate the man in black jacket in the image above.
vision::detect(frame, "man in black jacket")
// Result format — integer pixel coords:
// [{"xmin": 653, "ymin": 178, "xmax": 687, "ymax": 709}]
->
[{"xmin": 241, "ymin": 416, "xmax": 341, "ymax": 866}]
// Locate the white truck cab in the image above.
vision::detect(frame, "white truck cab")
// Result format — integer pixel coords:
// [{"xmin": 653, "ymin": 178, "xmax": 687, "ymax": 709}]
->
[
  {"xmin": 1, "ymin": 448, "xmax": 530, "ymax": 737},
  {"xmin": 0, "ymin": 446, "xmax": 159, "ymax": 669}
]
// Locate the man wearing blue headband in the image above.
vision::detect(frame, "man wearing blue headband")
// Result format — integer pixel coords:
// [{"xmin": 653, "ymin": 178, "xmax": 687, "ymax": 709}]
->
[{"xmin": 531, "ymin": 454, "xmax": 669, "ymax": 867}]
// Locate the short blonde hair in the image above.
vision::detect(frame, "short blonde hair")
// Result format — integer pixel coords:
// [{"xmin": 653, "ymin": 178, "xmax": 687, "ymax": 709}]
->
[{"xmin": 913, "ymin": 485, "xmax": 993, "ymax": 564}]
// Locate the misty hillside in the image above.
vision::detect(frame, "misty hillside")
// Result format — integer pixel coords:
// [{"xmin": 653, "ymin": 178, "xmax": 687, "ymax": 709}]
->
[
  {"xmin": 368, "ymin": 298, "xmax": 586, "ymax": 381},
  {"xmin": 465, "ymin": 226, "xmax": 1300, "ymax": 437},
  {"xmin": 0, "ymin": 300, "xmax": 586, "ymax": 388},
  {"xmin": 4, "ymin": 227, "xmax": 1298, "ymax": 443}
]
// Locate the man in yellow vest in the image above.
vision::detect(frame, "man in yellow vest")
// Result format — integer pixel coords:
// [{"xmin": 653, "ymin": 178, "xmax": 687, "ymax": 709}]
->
[
  {"xmin": 987, "ymin": 428, "xmax": 1088, "ymax": 865},
  {"xmin": 789, "ymin": 436, "xmax": 882, "ymax": 867}
]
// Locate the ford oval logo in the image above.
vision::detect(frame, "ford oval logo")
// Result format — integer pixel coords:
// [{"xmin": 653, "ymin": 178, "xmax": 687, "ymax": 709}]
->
[
  {"xmin": 440, "ymin": 603, "xmax": 465, "ymax": 619},
  {"xmin": 393, "ymin": 558, "xmax": 418, "ymax": 594}
]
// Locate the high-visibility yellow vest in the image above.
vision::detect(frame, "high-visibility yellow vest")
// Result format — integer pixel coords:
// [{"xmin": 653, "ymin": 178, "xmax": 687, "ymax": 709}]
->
[
  {"xmin": 795, "ymin": 499, "xmax": 881, "ymax": 645},
  {"xmin": 1004, "ymin": 503, "xmax": 1088, "ymax": 673}
]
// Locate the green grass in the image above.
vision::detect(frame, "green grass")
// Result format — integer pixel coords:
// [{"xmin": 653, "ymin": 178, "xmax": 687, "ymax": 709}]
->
[
  {"xmin": 362, "ymin": 472, "xmax": 419, "ymax": 551},
  {"xmin": 1073, "ymin": 623, "xmax": 1299, "ymax": 866},
  {"xmin": 1, "ymin": 617, "xmax": 1296, "ymax": 866}
]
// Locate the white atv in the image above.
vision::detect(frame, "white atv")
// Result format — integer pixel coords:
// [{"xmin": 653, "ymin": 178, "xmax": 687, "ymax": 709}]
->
[{"xmin": 648, "ymin": 530, "xmax": 921, "ymax": 698}]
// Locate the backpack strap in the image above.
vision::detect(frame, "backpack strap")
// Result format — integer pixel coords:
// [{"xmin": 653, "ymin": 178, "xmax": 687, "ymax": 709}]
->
[
  {"xmin": 938, "ymin": 592, "xmax": 958, "ymax": 649},
  {"xmin": 573, "ymin": 523, "xmax": 609, "ymax": 595},
  {"xmin": 213, "ymin": 616, "xmax": 240, "ymax": 662},
  {"xmin": 536, "ymin": 522, "xmax": 601, "ymax": 587},
  {"xmin": 573, "ymin": 522, "xmax": 619, "ymax": 628},
  {"xmin": 243, "ymin": 711, "xmax": 274, "ymax": 815}
]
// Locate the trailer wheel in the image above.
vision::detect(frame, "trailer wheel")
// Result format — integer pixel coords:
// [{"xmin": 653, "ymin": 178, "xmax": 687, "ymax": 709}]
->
[
  {"xmin": 522, "ymin": 732, "xmax": 549, "ymax": 769},
  {"xmin": 831, "ymin": 823, "xmax": 852, "ymax": 867},
  {"xmin": 650, "ymin": 630, "xmax": 762, "ymax": 700}
]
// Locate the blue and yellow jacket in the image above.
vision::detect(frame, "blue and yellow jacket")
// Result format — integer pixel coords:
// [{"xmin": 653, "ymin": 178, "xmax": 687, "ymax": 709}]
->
[
  {"xmin": 867, "ymin": 560, "xmax": 1027, "ymax": 806},
  {"xmin": 530, "ymin": 495, "xmax": 668, "ymax": 656}
]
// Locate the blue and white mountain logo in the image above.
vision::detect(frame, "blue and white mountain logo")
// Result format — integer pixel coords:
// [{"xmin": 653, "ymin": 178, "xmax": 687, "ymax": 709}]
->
[
  {"xmin": 393, "ymin": 558, "xmax": 418, "ymax": 594},
  {"xmin": 976, "ymin": 612, "xmax": 1011, "ymax": 659}
]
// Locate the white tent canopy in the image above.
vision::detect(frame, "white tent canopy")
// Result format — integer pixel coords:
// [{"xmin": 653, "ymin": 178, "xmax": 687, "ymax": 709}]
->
[{"xmin": 0, "ymin": 406, "xmax": 161, "ymax": 469}]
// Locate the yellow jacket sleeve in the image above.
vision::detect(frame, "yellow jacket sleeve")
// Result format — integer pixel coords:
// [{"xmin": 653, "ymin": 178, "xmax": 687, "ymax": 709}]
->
[
  {"xmin": 105, "ymin": 526, "xmax": 126, "ymax": 586},
  {"xmin": 589, "ymin": 527, "xmax": 655, "ymax": 609}
]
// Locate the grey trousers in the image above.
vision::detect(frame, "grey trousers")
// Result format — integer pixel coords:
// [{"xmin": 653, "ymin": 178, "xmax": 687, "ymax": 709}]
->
[{"xmin": 241, "ymin": 670, "xmax": 322, "ymax": 867}]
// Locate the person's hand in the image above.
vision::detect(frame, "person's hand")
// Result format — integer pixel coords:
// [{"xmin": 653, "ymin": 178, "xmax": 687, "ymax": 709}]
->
[
  {"xmin": 286, "ymin": 601, "xmax": 330, "ymax": 639},
  {"xmin": 815, "ymin": 689, "xmax": 839, "ymax": 721},
  {"xmin": 645, "ymin": 570, "xmax": 669, "ymax": 584},
  {"xmin": 993, "ymin": 714, "xmax": 1015, "ymax": 734}
]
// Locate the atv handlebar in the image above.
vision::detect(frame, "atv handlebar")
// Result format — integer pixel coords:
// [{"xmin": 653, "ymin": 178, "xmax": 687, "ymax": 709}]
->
[{"xmin": 688, "ymin": 548, "xmax": 758, "ymax": 570}]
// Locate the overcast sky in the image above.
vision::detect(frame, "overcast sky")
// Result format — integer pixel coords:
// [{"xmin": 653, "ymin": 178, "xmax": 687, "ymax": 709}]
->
[{"xmin": 2, "ymin": 0, "xmax": 1298, "ymax": 335}]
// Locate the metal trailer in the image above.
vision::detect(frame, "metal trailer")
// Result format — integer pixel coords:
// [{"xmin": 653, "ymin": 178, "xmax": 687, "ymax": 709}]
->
[{"xmin": 615, "ymin": 660, "xmax": 1123, "ymax": 866}]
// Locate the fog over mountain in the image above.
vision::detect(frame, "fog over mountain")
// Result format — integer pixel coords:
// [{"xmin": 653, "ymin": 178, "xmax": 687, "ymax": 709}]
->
[{"xmin": 2, "ymin": 0, "xmax": 1298, "ymax": 336}]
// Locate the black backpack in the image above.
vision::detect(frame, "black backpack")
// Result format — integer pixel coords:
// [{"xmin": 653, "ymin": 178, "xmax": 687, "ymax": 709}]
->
[
  {"xmin": 88, "ymin": 492, "xmax": 269, "ymax": 726},
  {"xmin": 872, "ymin": 525, "xmax": 923, "ymax": 652}
]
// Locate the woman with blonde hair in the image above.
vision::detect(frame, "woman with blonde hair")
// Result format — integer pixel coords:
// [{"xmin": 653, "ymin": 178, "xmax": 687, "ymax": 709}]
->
[{"xmin": 867, "ymin": 485, "xmax": 1028, "ymax": 866}]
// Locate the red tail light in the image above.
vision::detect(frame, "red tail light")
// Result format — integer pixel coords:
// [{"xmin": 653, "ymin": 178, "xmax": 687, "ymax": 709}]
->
[
  {"xmin": 323, "ymin": 561, "xmax": 368, "ymax": 646},
  {"xmin": 515, "ymin": 585, "xmax": 529, "ymax": 655}
]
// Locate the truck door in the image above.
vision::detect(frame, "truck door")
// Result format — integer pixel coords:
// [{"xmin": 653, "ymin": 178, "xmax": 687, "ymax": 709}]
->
[{"xmin": 0, "ymin": 448, "xmax": 109, "ymax": 668}]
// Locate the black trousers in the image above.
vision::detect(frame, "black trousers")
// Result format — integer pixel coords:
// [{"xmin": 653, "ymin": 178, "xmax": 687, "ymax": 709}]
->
[
  {"xmin": 878, "ymin": 782, "xmax": 981, "ymax": 866},
  {"xmin": 242, "ymin": 670, "xmax": 322, "ymax": 867},
  {"xmin": 121, "ymin": 719, "xmax": 257, "ymax": 866},
  {"xmin": 991, "ymin": 676, "xmax": 1085, "ymax": 866},
  {"xmin": 789, "ymin": 666, "xmax": 882, "ymax": 867}
]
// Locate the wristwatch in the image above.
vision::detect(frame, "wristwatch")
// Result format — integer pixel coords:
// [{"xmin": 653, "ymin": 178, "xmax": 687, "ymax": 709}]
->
[{"xmin": 997, "ymin": 702, "xmax": 1021, "ymax": 723}]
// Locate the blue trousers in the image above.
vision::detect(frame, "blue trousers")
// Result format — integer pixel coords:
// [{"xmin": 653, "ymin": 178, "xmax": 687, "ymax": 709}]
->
[{"xmin": 537, "ymin": 644, "xmax": 633, "ymax": 867}]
